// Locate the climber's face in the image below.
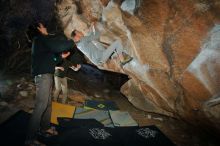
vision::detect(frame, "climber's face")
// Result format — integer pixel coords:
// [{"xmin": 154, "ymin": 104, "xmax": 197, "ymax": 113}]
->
[{"xmin": 73, "ymin": 30, "xmax": 84, "ymax": 42}]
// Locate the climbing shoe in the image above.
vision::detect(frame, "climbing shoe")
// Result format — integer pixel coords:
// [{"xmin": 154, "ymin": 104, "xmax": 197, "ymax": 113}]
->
[{"xmin": 120, "ymin": 53, "xmax": 133, "ymax": 66}]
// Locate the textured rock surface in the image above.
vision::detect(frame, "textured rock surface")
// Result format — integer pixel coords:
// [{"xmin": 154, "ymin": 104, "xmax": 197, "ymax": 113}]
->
[{"xmin": 56, "ymin": 0, "xmax": 220, "ymax": 135}]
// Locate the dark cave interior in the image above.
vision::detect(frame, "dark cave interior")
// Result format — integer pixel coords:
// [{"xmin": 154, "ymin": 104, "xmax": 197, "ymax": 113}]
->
[{"xmin": 0, "ymin": 0, "xmax": 220, "ymax": 146}]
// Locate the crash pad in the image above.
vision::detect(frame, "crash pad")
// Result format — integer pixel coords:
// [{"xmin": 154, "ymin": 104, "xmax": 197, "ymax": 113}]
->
[
  {"xmin": 74, "ymin": 107, "xmax": 114, "ymax": 127},
  {"xmin": 109, "ymin": 110, "xmax": 138, "ymax": 127},
  {"xmin": 0, "ymin": 110, "xmax": 30, "ymax": 146},
  {"xmin": 51, "ymin": 102, "xmax": 75, "ymax": 125},
  {"xmin": 39, "ymin": 125, "xmax": 175, "ymax": 146},
  {"xmin": 84, "ymin": 100, "xmax": 119, "ymax": 111},
  {"xmin": 57, "ymin": 118, "xmax": 104, "ymax": 133}
]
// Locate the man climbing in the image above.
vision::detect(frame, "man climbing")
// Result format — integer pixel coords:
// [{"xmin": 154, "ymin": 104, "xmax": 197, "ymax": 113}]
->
[{"xmin": 71, "ymin": 23, "xmax": 133, "ymax": 68}]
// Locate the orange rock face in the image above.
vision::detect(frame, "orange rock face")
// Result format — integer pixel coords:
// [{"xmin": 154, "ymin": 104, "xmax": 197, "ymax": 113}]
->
[{"xmin": 57, "ymin": 0, "xmax": 220, "ymax": 134}]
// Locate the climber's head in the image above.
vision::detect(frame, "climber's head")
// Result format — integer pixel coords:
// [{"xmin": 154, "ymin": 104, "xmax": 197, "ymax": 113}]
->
[{"xmin": 71, "ymin": 30, "xmax": 84, "ymax": 42}]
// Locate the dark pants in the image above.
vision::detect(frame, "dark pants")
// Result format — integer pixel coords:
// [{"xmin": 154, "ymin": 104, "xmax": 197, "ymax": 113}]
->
[{"xmin": 26, "ymin": 74, "xmax": 53, "ymax": 141}]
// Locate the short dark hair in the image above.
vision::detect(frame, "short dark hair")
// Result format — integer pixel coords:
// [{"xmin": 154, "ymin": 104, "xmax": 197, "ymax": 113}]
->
[{"xmin": 71, "ymin": 30, "xmax": 77, "ymax": 37}]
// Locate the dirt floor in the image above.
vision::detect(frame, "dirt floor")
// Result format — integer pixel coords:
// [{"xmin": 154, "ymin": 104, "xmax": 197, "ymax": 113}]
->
[
  {"xmin": 64, "ymin": 89, "xmax": 219, "ymax": 146},
  {"xmin": 0, "ymin": 74, "xmax": 219, "ymax": 146}
]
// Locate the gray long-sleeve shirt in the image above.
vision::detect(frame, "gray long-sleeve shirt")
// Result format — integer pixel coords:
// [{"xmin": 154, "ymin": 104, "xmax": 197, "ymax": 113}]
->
[{"xmin": 76, "ymin": 30, "xmax": 105, "ymax": 66}]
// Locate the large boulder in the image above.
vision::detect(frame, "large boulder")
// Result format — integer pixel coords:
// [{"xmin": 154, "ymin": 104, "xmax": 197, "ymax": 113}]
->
[{"xmin": 56, "ymin": 0, "xmax": 220, "ymax": 135}]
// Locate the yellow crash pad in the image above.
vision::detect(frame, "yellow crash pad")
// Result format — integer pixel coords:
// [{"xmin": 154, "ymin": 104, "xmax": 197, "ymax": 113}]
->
[{"xmin": 51, "ymin": 102, "xmax": 75, "ymax": 125}]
